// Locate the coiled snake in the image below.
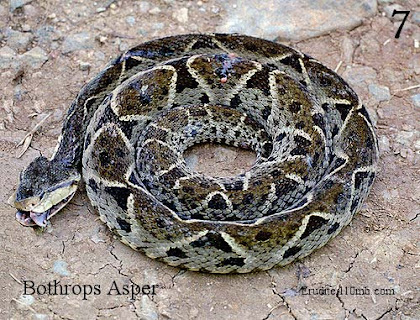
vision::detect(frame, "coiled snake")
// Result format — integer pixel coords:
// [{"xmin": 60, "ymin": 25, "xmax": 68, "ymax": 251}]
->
[{"xmin": 10, "ymin": 34, "xmax": 378, "ymax": 273}]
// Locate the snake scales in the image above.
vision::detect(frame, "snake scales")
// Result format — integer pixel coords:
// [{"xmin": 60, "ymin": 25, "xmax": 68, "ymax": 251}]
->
[{"xmin": 11, "ymin": 34, "xmax": 378, "ymax": 273}]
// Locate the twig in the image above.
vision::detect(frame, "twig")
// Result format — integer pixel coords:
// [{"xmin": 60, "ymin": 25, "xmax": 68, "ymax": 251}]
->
[
  {"xmin": 393, "ymin": 84, "xmax": 420, "ymax": 92},
  {"xmin": 383, "ymin": 38, "xmax": 391, "ymax": 46},
  {"xmin": 334, "ymin": 60, "xmax": 343, "ymax": 73},
  {"xmin": 9, "ymin": 273, "xmax": 22, "ymax": 285},
  {"xmin": 16, "ymin": 113, "xmax": 51, "ymax": 158},
  {"xmin": 11, "ymin": 298, "xmax": 37, "ymax": 314}
]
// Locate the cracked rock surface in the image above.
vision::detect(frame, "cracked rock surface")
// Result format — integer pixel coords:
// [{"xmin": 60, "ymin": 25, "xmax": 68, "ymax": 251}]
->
[{"xmin": 1, "ymin": 0, "xmax": 419, "ymax": 319}]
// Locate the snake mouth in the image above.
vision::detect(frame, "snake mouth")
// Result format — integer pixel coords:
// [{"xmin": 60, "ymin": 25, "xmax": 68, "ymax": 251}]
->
[{"xmin": 15, "ymin": 191, "xmax": 76, "ymax": 227}]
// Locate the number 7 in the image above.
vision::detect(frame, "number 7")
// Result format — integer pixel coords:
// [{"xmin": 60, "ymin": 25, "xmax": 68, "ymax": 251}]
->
[{"xmin": 392, "ymin": 10, "xmax": 410, "ymax": 39}]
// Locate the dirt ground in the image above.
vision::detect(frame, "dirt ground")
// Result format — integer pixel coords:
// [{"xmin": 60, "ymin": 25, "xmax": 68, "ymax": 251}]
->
[{"xmin": 0, "ymin": 0, "xmax": 419, "ymax": 319}]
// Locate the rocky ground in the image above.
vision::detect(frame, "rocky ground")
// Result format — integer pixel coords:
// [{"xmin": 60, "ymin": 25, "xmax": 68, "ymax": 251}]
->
[{"xmin": 0, "ymin": 0, "xmax": 419, "ymax": 319}]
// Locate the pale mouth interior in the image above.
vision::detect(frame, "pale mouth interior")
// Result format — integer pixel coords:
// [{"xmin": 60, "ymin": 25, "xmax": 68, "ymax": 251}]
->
[{"xmin": 15, "ymin": 192, "xmax": 76, "ymax": 227}]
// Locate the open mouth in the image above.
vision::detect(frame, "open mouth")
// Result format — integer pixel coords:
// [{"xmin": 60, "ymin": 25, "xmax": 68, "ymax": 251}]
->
[{"xmin": 15, "ymin": 192, "xmax": 76, "ymax": 227}]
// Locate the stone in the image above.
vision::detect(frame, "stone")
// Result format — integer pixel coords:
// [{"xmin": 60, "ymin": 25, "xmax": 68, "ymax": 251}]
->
[
  {"xmin": 341, "ymin": 37, "xmax": 355, "ymax": 63},
  {"xmin": 342, "ymin": 66, "xmax": 377, "ymax": 88},
  {"xmin": 152, "ymin": 22, "xmax": 164, "ymax": 30},
  {"xmin": 383, "ymin": 4, "xmax": 405, "ymax": 20},
  {"xmin": 378, "ymin": 136, "xmax": 390, "ymax": 153},
  {"xmin": 21, "ymin": 24, "xmax": 31, "ymax": 32},
  {"xmin": 14, "ymin": 84, "xmax": 26, "ymax": 101},
  {"xmin": 52, "ymin": 260, "xmax": 70, "ymax": 276},
  {"xmin": 35, "ymin": 25, "xmax": 61, "ymax": 45},
  {"xmin": 6, "ymin": 29, "xmax": 32, "ymax": 51},
  {"xmin": 368, "ymin": 84, "xmax": 391, "ymax": 102},
  {"xmin": 9, "ymin": 0, "xmax": 32, "ymax": 11},
  {"xmin": 411, "ymin": 94, "xmax": 420, "ymax": 108},
  {"xmin": 23, "ymin": 4, "xmax": 38, "ymax": 18},
  {"xmin": 396, "ymin": 131, "xmax": 415, "ymax": 147},
  {"xmin": 126, "ymin": 16, "xmax": 136, "ymax": 26},
  {"xmin": 411, "ymin": 54, "xmax": 420, "ymax": 75},
  {"xmin": 79, "ymin": 61, "xmax": 91, "ymax": 71},
  {"xmin": 149, "ymin": 7, "xmax": 161, "ymax": 14},
  {"xmin": 413, "ymin": 12, "xmax": 420, "ymax": 25},
  {"xmin": 0, "ymin": 46, "xmax": 17, "ymax": 69},
  {"xmin": 136, "ymin": 295, "xmax": 159, "ymax": 320},
  {"xmin": 217, "ymin": 0, "xmax": 377, "ymax": 40},
  {"xmin": 119, "ymin": 42, "xmax": 129, "ymax": 51},
  {"xmin": 62, "ymin": 32, "xmax": 94, "ymax": 53},
  {"xmin": 94, "ymin": 51, "xmax": 106, "ymax": 61},
  {"xmin": 138, "ymin": 1, "xmax": 150, "ymax": 13},
  {"xmin": 21, "ymin": 46, "xmax": 48, "ymax": 69},
  {"xmin": 173, "ymin": 8, "xmax": 189, "ymax": 23}
]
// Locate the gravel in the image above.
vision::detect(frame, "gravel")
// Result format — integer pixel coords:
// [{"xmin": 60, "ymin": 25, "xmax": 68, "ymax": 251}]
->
[
  {"xmin": 62, "ymin": 32, "xmax": 94, "ymax": 54},
  {"xmin": 217, "ymin": 0, "xmax": 377, "ymax": 40}
]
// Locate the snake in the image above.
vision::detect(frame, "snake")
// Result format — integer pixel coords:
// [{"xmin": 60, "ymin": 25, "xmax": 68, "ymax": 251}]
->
[{"xmin": 10, "ymin": 34, "xmax": 378, "ymax": 273}]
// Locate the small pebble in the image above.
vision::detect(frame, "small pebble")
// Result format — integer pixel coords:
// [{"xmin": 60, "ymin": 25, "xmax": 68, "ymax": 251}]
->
[
  {"xmin": 9, "ymin": 0, "xmax": 32, "ymax": 11},
  {"xmin": 6, "ymin": 29, "xmax": 32, "ymax": 51},
  {"xmin": 21, "ymin": 46, "xmax": 48, "ymax": 69},
  {"xmin": 94, "ymin": 51, "xmax": 106, "ymax": 61},
  {"xmin": 211, "ymin": 6, "xmax": 220, "ymax": 14},
  {"xmin": 62, "ymin": 32, "xmax": 94, "ymax": 53},
  {"xmin": 119, "ymin": 42, "xmax": 129, "ymax": 51},
  {"xmin": 184, "ymin": 153, "xmax": 198, "ymax": 170},
  {"xmin": 0, "ymin": 46, "xmax": 16, "ymax": 69},
  {"xmin": 139, "ymin": 1, "xmax": 150, "ymax": 13},
  {"xmin": 152, "ymin": 22, "xmax": 164, "ymax": 30},
  {"xmin": 399, "ymin": 148, "xmax": 414, "ymax": 161},
  {"xmin": 16, "ymin": 294, "xmax": 34, "ymax": 309},
  {"xmin": 23, "ymin": 4, "xmax": 38, "ymax": 17},
  {"xmin": 368, "ymin": 83, "xmax": 391, "ymax": 102},
  {"xmin": 79, "ymin": 61, "xmax": 91, "ymax": 71},
  {"xmin": 383, "ymin": 4, "xmax": 405, "ymax": 20},
  {"xmin": 97, "ymin": 35, "xmax": 108, "ymax": 44},
  {"xmin": 173, "ymin": 8, "xmax": 189, "ymax": 23},
  {"xmin": 52, "ymin": 260, "xmax": 70, "ymax": 276},
  {"xmin": 411, "ymin": 93, "xmax": 420, "ymax": 108},
  {"xmin": 126, "ymin": 16, "xmax": 136, "ymax": 26},
  {"xmin": 412, "ymin": 12, "xmax": 420, "ymax": 25},
  {"xmin": 378, "ymin": 136, "xmax": 390, "ymax": 153},
  {"xmin": 149, "ymin": 7, "xmax": 161, "ymax": 14},
  {"xmin": 396, "ymin": 131, "xmax": 414, "ymax": 147},
  {"xmin": 21, "ymin": 24, "xmax": 31, "ymax": 32}
]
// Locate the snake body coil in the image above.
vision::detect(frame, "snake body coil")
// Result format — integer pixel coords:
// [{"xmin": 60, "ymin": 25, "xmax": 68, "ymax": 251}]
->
[{"xmin": 12, "ymin": 34, "xmax": 378, "ymax": 273}]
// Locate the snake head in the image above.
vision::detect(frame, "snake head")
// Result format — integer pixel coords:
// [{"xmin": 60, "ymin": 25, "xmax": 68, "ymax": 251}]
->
[{"xmin": 9, "ymin": 156, "xmax": 81, "ymax": 227}]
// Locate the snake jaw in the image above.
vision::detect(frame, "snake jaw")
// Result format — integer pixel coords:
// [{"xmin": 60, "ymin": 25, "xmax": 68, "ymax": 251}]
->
[
  {"xmin": 13, "ymin": 182, "xmax": 79, "ymax": 227},
  {"xmin": 16, "ymin": 210, "xmax": 37, "ymax": 227}
]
